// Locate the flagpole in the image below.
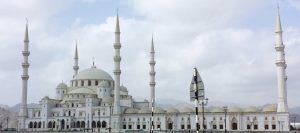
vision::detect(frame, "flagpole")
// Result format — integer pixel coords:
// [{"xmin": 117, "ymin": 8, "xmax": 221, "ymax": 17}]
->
[{"xmin": 193, "ymin": 68, "xmax": 200, "ymax": 133}]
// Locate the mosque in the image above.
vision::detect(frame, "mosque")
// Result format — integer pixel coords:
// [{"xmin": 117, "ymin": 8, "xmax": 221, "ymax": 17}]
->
[{"xmin": 17, "ymin": 9, "xmax": 290, "ymax": 132}]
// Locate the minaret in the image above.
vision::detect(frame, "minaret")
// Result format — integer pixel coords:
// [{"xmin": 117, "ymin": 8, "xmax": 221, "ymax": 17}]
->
[
  {"xmin": 19, "ymin": 21, "xmax": 30, "ymax": 130},
  {"xmin": 113, "ymin": 11, "xmax": 121, "ymax": 114},
  {"xmin": 73, "ymin": 42, "xmax": 79, "ymax": 78},
  {"xmin": 149, "ymin": 35, "xmax": 156, "ymax": 108},
  {"xmin": 275, "ymin": 6, "xmax": 288, "ymax": 112}
]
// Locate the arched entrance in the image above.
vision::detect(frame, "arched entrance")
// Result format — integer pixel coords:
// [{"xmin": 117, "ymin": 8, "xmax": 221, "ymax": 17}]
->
[
  {"xmin": 167, "ymin": 118, "xmax": 173, "ymax": 130},
  {"xmin": 48, "ymin": 122, "xmax": 52, "ymax": 128},
  {"xmin": 61, "ymin": 119, "xmax": 65, "ymax": 129},
  {"xmin": 102, "ymin": 121, "xmax": 107, "ymax": 128},
  {"xmin": 231, "ymin": 117, "xmax": 238, "ymax": 130},
  {"xmin": 97, "ymin": 121, "xmax": 101, "ymax": 128},
  {"xmin": 92, "ymin": 121, "xmax": 96, "ymax": 128},
  {"xmin": 76, "ymin": 121, "xmax": 80, "ymax": 128},
  {"xmin": 81, "ymin": 121, "xmax": 85, "ymax": 128}
]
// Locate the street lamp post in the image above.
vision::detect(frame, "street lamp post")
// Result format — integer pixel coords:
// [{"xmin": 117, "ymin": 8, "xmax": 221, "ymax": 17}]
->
[
  {"xmin": 201, "ymin": 98, "xmax": 208, "ymax": 133},
  {"xmin": 291, "ymin": 115, "xmax": 296, "ymax": 130},
  {"xmin": 6, "ymin": 117, "xmax": 8, "ymax": 129},
  {"xmin": 188, "ymin": 114, "xmax": 191, "ymax": 133},
  {"xmin": 98, "ymin": 109, "xmax": 101, "ymax": 133},
  {"xmin": 133, "ymin": 122, "xmax": 135, "ymax": 133},
  {"xmin": 223, "ymin": 106, "xmax": 228, "ymax": 133},
  {"xmin": 278, "ymin": 121, "xmax": 281, "ymax": 133},
  {"xmin": 250, "ymin": 121, "xmax": 254, "ymax": 133},
  {"xmin": 109, "ymin": 105, "xmax": 112, "ymax": 133}
]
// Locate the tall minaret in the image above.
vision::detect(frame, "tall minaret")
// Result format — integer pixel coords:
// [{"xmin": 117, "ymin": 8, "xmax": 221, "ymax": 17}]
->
[
  {"xmin": 113, "ymin": 11, "xmax": 121, "ymax": 114},
  {"xmin": 19, "ymin": 21, "xmax": 30, "ymax": 130},
  {"xmin": 275, "ymin": 6, "xmax": 288, "ymax": 112},
  {"xmin": 73, "ymin": 42, "xmax": 79, "ymax": 78},
  {"xmin": 149, "ymin": 35, "xmax": 156, "ymax": 108}
]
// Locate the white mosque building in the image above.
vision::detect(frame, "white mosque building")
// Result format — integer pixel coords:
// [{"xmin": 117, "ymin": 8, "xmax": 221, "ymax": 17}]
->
[{"xmin": 17, "ymin": 9, "xmax": 290, "ymax": 132}]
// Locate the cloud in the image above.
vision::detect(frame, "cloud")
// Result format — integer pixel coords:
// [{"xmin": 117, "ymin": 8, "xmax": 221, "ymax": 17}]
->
[
  {"xmin": 0, "ymin": 0, "xmax": 299, "ymax": 109},
  {"xmin": 287, "ymin": 0, "xmax": 300, "ymax": 11}
]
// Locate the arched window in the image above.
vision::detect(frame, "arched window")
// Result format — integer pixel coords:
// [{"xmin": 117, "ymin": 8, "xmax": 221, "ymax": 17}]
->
[
  {"xmin": 34, "ymin": 122, "xmax": 37, "ymax": 128},
  {"xmin": 81, "ymin": 80, "xmax": 84, "ymax": 86},
  {"xmin": 48, "ymin": 122, "xmax": 52, "ymax": 128},
  {"xmin": 88, "ymin": 80, "xmax": 91, "ymax": 86},
  {"xmin": 81, "ymin": 121, "xmax": 85, "ymax": 128},
  {"xmin": 38, "ymin": 122, "xmax": 41, "ymax": 128},
  {"xmin": 92, "ymin": 121, "xmax": 96, "ymax": 128},
  {"xmin": 102, "ymin": 121, "xmax": 107, "ymax": 128},
  {"xmin": 76, "ymin": 121, "xmax": 80, "ymax": 128},
  {"xmin": 29, "ymin": 122, "xmax": 33, "ymax": 128},
  {"xmin": 97, "ymin": 121, "xmax": 101, "ymax": 128}
]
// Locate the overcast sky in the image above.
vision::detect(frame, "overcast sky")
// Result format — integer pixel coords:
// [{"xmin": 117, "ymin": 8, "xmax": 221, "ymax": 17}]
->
[{"xmin": 0, "ymin": 0, "xmax": 299, "ymax": 108}]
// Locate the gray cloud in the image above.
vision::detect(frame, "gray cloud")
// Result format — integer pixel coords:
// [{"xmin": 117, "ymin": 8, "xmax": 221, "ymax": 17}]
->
[{"xmin": 0, "ymin": 0, "xmax": 299, "ymax": 108}]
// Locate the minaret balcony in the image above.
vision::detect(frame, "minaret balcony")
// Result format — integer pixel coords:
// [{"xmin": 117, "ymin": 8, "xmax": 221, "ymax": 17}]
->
[
  {"xmin": 114, "ymin": 56, "xmax": 121, "ymax": 62},
  {"xmin": 149, "ymin": 60, "xmax": 156, "ymax": 65},
  {"xmin": 22, "ymin": 51, "xmax": 30, "ymax": 56},
  {"xmin": 275, "ymin": 61, "xmax": 286, "ymax": 67},
  {"xmin": 22, "ymin": 63, "xmax": 30, "ymax": 68},
  {"xmin": 21, "ymin": 75, "xmax": 29, "ymax": 80},
  {"xmin": 113, "ymin": 43, "xmax": 121, "ymax": 49},
  {"xmin": 149, "ymin": 82, "xmax": 156, "ymax": 86},
  {"xmin": 73, "ymin": 66, "xmax": 79, "ymax": 69},
  {"xmin": 149, "ymin": 71, "xmax": 156, "ymax": 75},
  {"xmin": 113, "ymin": 69, "xmax": 121, "ymax": 75},
  {"xmin": 275, "ymin": 45, "xmax": 284, "ymax": 51}
]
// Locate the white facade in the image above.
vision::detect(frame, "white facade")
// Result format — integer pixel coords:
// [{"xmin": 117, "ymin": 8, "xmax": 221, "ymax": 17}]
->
[{"xmin": 18, "ymin": 11, "xmax": 290, "ymax": 132}]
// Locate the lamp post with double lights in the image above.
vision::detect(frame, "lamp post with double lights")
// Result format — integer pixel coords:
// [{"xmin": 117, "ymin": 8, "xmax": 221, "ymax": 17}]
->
[
  {"xmin": 109, "ymin": 105, "xmax": 112, "ymax": 133},
  {"xmin": 223, "ymin": 106, "xmax": 228, "ymax": 133},
  {"xmin": 98, "ymin": 109, "xmax": 101, "ymax": 133},
  {"xmin": 291, "ymin": 115, "xmax": 296, "ymax": 130},
  {"xmin": 201, "ymin": 98, "xmax": 208, "ymax": 133}
]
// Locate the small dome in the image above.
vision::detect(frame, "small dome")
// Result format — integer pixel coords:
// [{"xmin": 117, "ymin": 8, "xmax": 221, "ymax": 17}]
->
[
  {"xmin": 42, "ymin": 96, "xmax": 50, "ymax": 100},
  {"xmin": 69, "ymin": 88, "xmax": 96, "ymax": 94},
  {"xmin": 154, "ymin": 107, "xmax": 166, "ymax": 113},
  {"xmin": 243, "ymin": 106, "xmax": 259, "ymax": 112},
  {"xmin": 57, "ymin": 82, "xmax": 67, "ymax": 89},
  {"xmin": 138, "ymin": 108, "xmax": 151, "ymax": 114},
  {"xmin": 228, "ymin": 106, "xmax": 242, "ymax": 112},
  {"xmin": 124, "ymin": 108, "xmax": 139, "ymax": 114},
  {"xmin": 102, "ymin": 96, "xmax": 113, "ymax": 103},
  {"xmin": 210, "ymin": 106, "xmax": 224, "ymax": 113},
  {"xmin": 120, "ymin": 86, "xmax": 128, "ymax": 92},
  {"xmin": 74, "ymin": 67, "xmax": 113, "ymax": 81},
  {"xmin": 166, "ymin": 107, "xmax": 179, "ymax": 113},
  {"xmin": 262, "ymin": 104, "xmax": 277, "ymax": 112},
  {"xmin": 180, "ymin": 107, "xmax": 194, "ymax": 113}
]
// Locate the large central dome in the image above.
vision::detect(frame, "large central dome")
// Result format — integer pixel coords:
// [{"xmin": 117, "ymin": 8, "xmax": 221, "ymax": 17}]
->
[{"xmin": 74, "ymin": 66, "xmax": 113, "ymax": 81}]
